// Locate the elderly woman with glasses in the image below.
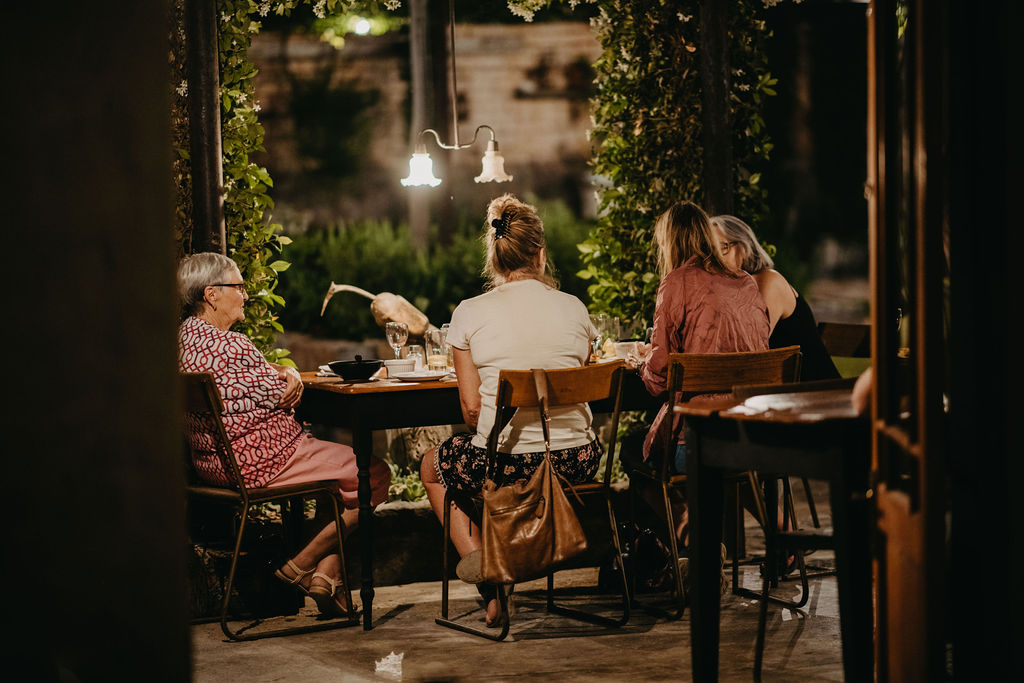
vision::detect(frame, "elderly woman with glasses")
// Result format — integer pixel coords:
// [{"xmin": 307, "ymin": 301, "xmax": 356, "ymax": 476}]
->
[
  {"xmin": 710, "ymin": 214, "xmax": 840, "ymax": 381},
  {"xmin": 177, "ymin": 252, "xmax": 391, "ymax": 617}
]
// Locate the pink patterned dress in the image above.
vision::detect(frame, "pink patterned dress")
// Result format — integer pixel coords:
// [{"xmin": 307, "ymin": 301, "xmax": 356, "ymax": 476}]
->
[
  {"xmin": 640, "ymin": 257, "xmax": 770, "ymax": 460},
  {"xmin": 178, "ymin": 316, "xmax": 303, "ymax": 488}
]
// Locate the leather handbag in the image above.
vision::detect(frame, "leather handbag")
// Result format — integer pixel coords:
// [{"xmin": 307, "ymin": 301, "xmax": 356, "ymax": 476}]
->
[{"xmin": 480, "ymin": 369, "xmax": 588, "ymax": 584}]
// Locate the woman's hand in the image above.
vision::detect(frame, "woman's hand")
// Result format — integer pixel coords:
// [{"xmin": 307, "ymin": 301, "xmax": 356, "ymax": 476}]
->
[
  {"xmin": 625, "ymin": 342, "xmax": 651, "ymax": 371},
  {"xmin": 273, "ymin": 364, "xmax": 304, "ymax": 409}
]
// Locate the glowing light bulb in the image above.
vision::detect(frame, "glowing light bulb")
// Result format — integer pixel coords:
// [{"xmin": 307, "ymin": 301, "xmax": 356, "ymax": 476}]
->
[{"xmin": 400, "ymin": 150, "xmax": 442, "ymax": 187}]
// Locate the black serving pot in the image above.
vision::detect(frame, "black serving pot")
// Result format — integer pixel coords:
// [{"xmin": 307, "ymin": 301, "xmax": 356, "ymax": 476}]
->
[{"xmin": 328, "ymin": 355, "xmax": 383, "ymax": 380}]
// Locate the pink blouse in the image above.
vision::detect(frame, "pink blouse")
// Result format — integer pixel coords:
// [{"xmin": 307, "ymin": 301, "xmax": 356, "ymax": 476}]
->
[
  {"xmin": 640, "ymin": 257, "xmax": 770, "ymax": 459},
  {"xmin": 178, "ymin": 316, "xmax": 303, "ymax": 487}
]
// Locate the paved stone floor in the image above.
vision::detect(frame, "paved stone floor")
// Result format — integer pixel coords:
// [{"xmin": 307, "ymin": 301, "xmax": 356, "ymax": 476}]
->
[{"xmin": 191, "ymin": 561, "xmax": 843, "ymax": 682}]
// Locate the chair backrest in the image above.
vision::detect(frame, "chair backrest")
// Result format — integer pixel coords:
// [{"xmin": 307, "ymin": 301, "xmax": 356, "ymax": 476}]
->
[
  {"xmin": 486, "ymin": 360, "xmax": 626, "ymax": 484},
  {"xmin": 667, "ymin": 345, "xmax": 803, "ymax": 398},
  {"xmin": 181, "ymin": 372, "xmax": 246, "ymax": 491},
  {"xmin": 817, "ymin": 321, "xmax": 871, "ymax": 358}
]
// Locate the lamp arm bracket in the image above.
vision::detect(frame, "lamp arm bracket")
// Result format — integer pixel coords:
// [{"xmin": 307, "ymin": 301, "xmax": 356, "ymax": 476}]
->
[{"xmin": 419, "ymin": 125, "xmax": 496, "ymax": 151}]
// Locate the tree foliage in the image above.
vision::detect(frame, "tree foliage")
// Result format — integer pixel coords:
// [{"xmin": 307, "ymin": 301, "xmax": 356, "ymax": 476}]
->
[
  {"xmin": 509, "ymin": 0, "xmax": 775, "ymax": 329},
  {"xmin": 170, "ymin": 0, "xmax": 403, "ymax": 364}
]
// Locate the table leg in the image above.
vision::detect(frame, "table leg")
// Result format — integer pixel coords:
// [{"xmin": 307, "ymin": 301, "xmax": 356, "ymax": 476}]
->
[
  {"xmin": 353, "ymin": 427, "xmax": 375, "ymax": 630},
  {"xmin": 688, "ymin": 429, "xmax": 724, "ymax": 681},
  {"xmin": 830, "ymin": 447, "xmax": 873, "ymax": 681}
]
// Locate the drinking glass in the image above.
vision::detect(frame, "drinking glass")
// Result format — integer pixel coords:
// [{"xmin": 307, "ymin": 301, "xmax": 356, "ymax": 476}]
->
[
  {"xmin": 441, "ymin": 323, "xmax": 453, "ymax": 369},
  {"xmin": 427, "ymin": 329, "xmax": 449, "ymax": 372},
  {"xmin": 385, "ymin": 321, "xmax": 409, "ymax": 360}
]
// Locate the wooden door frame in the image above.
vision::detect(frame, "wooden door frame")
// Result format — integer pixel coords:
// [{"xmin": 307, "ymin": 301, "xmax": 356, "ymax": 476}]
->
[{"xmin": 867, "ymin": 0, "xmax": 948, "ymax": 679}]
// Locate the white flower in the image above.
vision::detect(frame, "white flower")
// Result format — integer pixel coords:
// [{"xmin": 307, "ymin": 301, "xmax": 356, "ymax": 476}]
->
[
  {"xmin": 384, "ymin": 0, "xmax": 402, "ymax": 10},
  {"xmin": 254, "ymin": 103, "xmax": 262, "ymax": 112},
  {"xmin": 237, "ymin": 92, "xmax": 247, "ymax": 103},
  {"xmin": 259, "ymin": 2, "xmax": 270, "ymax": 17},
  {"xmin": 314, "ymin": 0, "xmax": 326, "ymax": 19},
  {"xmin": 221, "ymin": 12, "xmax": 231, "ymax": 23},
  {"xmin": 176, "ymin": 80, "xmax": 188, "ymax": 96}
]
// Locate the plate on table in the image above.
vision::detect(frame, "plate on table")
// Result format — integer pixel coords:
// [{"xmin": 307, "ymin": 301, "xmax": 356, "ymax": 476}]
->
[{"xmin": 390, "ymin": 370, "xmax": 450, "ymax": 383}]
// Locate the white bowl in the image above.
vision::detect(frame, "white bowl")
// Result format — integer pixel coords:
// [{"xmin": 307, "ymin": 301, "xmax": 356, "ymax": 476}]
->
[
  {"xmin": 614, "ymin": 341, "xmax": 636, "ymax": 359},
  {"xmin": 384, "ymin": 358, "xmax": 416, "ymax": 376}
]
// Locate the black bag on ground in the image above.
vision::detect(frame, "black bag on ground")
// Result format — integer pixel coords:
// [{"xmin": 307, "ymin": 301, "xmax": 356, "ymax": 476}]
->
[{"xmin": 598, "ymin": 521, "xmax": 675, "ymax": 594}]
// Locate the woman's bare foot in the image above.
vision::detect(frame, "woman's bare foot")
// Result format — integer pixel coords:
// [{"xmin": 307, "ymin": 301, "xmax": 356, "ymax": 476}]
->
[{"xmin": 485, "ymin": 597, "xmax": 501, "ymax": 627}]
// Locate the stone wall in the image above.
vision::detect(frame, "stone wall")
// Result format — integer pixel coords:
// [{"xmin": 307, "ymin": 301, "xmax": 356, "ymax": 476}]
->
[{"xmin": 249, "ymin": 22, "xmax": 602, "ymax": 227}]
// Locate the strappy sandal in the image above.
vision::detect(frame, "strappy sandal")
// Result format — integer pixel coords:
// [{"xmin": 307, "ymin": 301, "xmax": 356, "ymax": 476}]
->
[
  {"xmin": 274, "ymin": 559, "xmax": 315, "ymax": 597},
  {"xmin": 309, "ymin": 572, "xmax": 353, "ymax": 617}
]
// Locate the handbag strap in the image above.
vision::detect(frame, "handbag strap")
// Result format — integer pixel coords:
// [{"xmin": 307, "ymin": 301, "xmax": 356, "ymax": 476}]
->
[{"xmin": 531, "ymin": 369, "xmax": 583, "ymax": 505}]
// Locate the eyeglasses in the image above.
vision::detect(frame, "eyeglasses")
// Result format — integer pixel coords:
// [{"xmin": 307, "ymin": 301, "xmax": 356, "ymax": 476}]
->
[
  {"xmin": 718, "ymin": 241, "xmax": 740, "ymax": 254},
  {"xmin": 210, "ymin": 282, "xmax": 246, "ymax": 292}
]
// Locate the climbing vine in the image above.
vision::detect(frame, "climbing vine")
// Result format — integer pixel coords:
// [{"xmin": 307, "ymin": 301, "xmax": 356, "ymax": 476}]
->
[
  {"xmin": 170, "ymin": 0, "xmax": 401, "ymax": 362},
  {"xmin": 508, "ymin": 0, "xmax": 776, "ymax": 329}
]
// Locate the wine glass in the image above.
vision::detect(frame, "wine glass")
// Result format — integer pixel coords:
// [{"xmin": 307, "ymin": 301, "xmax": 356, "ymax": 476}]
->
[{"xmin": 385, "ymin": 321, "xmax": 408, "ymax": 360}]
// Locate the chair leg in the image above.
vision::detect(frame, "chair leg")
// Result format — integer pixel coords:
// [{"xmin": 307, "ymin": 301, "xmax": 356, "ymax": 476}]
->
[
  {"xmin": 434, "ymin": 491, "xmax": 510, "ymax": 641},
  {"xmin": 328, "ymin": 494, "xmax": 358, "ymax": 623},
  {"xmin": 217, "ymin": 500, "xmax": 359, "ymax": 641},
  {"xmin": 799, "ymin": 476, "xmax": 821, "ymax": 528},
  {"xmin": 754, "ymin": 574, "xmax": 771, "ymax": 682},
  {"xmin": 545, "ymin": 494, "xmax": 630, "ymax": 627},
  {"xmin": 218, "ymin": 506, "xmax": 249, "ymax": 640},
  {"xmin": 659, "ymin": 480, "xmax": 687, "ymax": 620}
]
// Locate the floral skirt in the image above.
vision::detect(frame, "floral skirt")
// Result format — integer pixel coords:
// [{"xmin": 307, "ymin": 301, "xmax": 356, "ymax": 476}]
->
[{"xmin": 435, "ymin": 432, "xmax": 603, "ymax": 496}]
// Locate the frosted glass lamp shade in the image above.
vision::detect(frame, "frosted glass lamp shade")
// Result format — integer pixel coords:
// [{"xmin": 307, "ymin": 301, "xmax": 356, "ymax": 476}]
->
[
  {"xmin": 401, "ymin": 151, "xmax": 442, "ymax": 187},
  {"xmin": 474, "ymin": 139, "xmax": 513, "ymax": 183}
]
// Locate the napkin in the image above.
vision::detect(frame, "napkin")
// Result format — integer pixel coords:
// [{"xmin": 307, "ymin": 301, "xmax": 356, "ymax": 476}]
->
[{"xmin": 316, "ymin": 365, "xmax": 338, "ymax": 377}]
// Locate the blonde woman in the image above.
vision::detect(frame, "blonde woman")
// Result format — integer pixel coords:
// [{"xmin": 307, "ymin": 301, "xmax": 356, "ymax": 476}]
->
[
  {"xmin": 419, "ymin": 194, "xmax": 600, "ymax": 627},
  {"xmin": 628, "ymin": 201, "xmax": 770, "ymax": 584}
]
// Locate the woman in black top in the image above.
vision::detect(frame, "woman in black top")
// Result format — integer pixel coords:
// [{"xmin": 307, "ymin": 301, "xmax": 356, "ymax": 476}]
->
[{"xmin": 710, "ymin": 215, "xmax": 840, "ymax": 381}]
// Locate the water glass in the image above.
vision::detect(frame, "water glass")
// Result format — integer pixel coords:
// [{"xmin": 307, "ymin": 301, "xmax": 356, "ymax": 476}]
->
[
  {"xmin": 441, "ymin": 323, "xmax": 453, "ymax": 369},
  {"xmin": 427, "ymin": 329, "xmax": 449, "ymax": 372}
]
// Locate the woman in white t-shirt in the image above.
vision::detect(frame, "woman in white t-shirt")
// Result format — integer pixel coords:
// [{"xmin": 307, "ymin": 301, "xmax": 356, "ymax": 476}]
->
[{"xmin": 420, "ymin": 193, "xmax": 600, "ymax": 626}]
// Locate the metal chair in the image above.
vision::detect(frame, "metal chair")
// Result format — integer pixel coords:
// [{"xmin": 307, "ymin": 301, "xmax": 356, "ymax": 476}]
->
[
  {"xmin": 182, "ymin": 372, "xmax": 358, "ymax": 640},
  {"xmin": 626, "ymin": 346, "xmax": 803, "ymax": 619},
  {"xmin": 436, "ymin": 360, "xmax": 630, "ymax": 641}
]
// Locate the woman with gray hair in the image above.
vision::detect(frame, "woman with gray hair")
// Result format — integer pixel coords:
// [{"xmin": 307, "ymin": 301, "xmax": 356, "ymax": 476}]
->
[
  {"xmin": 177, "ymin": 252, "xmax": 391, "ymax": 617},
  {"xmin": 710, "ymin": 215, "xmax": 839, "ymax": 380}
]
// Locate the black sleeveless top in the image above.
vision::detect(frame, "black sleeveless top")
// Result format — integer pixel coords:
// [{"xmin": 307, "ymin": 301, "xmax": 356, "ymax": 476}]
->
[{"xmin": 769, "ymin": 294, "xmax": 840, "ymax": 381}]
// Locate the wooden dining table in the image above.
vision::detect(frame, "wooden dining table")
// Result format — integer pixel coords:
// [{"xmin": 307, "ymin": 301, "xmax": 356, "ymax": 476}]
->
[
  {"xmin": 677, "ymin": 386, "xmax": 872, "ymax": 681},
  {"xmin": 298, "ymin": 366, "xmax": 660, "ymax": 629}
]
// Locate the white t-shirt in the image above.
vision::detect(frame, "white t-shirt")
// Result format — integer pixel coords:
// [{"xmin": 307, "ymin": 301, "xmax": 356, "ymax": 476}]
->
[{"xmin": 447, "ymin": 279, "xmax": 599, "ymax": 453}]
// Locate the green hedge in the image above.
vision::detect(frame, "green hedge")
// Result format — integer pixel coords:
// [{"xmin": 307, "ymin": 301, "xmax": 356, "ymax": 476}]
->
[{"xmin": 276, "ymin": 198, "xmax": 594, "ymax": 340}]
